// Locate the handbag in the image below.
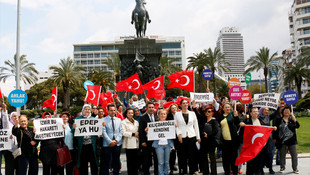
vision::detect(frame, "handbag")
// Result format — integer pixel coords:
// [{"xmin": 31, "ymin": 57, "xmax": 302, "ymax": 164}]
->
[
  {"xmin": 279, "ymin": 120, "xmax": 294, "ymax": 143},
  {"xmin": 12, "ymin": 130, "xmax": 23, "ymax": 159},
  {"xmin": 57, "ymin": 141, "xmax": 72, "ymax": 167}
]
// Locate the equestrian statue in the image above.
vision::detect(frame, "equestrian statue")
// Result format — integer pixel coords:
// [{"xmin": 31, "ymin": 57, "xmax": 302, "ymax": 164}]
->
[{"xmin": 131, "ymin": 0, "xmax": 151, "ymax": 38}]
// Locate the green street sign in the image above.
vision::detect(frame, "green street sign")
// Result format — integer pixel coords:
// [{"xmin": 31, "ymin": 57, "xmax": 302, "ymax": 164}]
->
[{"xmin": 245, "ymin": 73, "xmax": 252, "ymax": 84}]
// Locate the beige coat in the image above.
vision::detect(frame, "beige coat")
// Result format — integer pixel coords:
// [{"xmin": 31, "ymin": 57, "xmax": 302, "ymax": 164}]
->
[{"xmin": 122, "ymin": 118, "xmax": 139, "ymax": 149}]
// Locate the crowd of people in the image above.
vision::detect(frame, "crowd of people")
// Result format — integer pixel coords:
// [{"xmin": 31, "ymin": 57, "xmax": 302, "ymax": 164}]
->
[{"xmin": 0, "ymin": 90, "xmax": 301, "ymax": 175}]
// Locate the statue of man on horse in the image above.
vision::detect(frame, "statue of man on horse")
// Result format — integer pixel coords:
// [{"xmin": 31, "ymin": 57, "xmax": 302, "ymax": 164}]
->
[{"xmin": 131, "ymin": 0, "xmax": 151, "ymax": 38}]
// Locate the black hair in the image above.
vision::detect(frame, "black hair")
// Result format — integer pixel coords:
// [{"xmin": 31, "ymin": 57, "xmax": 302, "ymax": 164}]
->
[
  {"xmin": 107, "ymin": 104, "xmax": 116, "ymax": 111},
  {"xmin": 180, "ymin": 99, "xmax": 188, "ymax": 106},
  {"xmin": 282, "ymin": 106, "xmax": 291, "ymax": 116},
  {"xmin": 146, "ymin": 101, "xmax": 155, "ymax": 108},
  {"xmin": 123, "ymin": 108, "xmax": 135, "ymax": 118}
]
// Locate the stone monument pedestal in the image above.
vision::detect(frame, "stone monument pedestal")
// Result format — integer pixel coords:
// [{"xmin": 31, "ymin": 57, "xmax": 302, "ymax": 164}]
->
[{"xmin": 119, "ymin": 38, "xmax": 162, "ymax": 84}]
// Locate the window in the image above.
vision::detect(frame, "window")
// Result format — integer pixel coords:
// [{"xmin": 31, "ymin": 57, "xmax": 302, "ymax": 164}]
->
[
  {"xmin": 74, "ymin": 54, "xmax": 80, "ymax": 58},
  {"xmin": 162, "ymin": 51, "xmax": 168, "ymax": 56},
  {"xmin": 95, "ymin": 60, "xmax": 101, "ymax": 64},
  {"xmin": 303, "ymin": 19, "xmax": 310, "ymax": 24},
  {"xmin": 175, "ymin": 51, "xmax": 181, "ymax": 55},
  {"xmin": 304, "ymin": 28, "xmax": 310, "ymax": 34},
  {"xmin": 74, "ymin": 46, "xmax": 101, "ymax": 52},
  {"xmin": 81, "ymin": 61, "xmax": 87, "ymax": 65},
  {"xmin": 168, "ymin": 51, "xmax": 174, "ymax": 55},
  {"xmin": 75, "ymin": 61, "xmax": 80, "ymax": 65},
  {"xmin": 161, "ymin": 43, "xmax": 181, "ymax": 49},
  {"xmin": 88, "ymin": 54, "xmax": 93, "ymax": 58},
  {"xmin": 302, "ymin": 7, "xmax": 310, "ymax": 14},
  {"xmin": 88, "ymin": 60, "xmax": 93, "ymax": 64},
  {"xmin": 81, "ymin": 54, "xmax": 87, "ymax": 58},
  {"xmin": 304, "ymin": 39, "xmax": 310, "ymax": 44},
  {"xmin": 95, "ymin": 53, "xmax": 100, "ymax": 58}
]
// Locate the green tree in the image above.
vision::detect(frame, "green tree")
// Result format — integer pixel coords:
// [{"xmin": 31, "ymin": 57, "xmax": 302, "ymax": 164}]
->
[
  {"xmin": 245, "ymin": 47, "xmax": 281, "ymax": 93},
  {"xmin": 0, "ymin": 54, "xmax": 39, "ymax": 84},
  {"xmin": 160, "ymin": 56, "xmax": 182, "ymax": 76},
  {"xmin": 247, "ymin": 84, "xmax": 266, "ymax": 95},
  {"xmin": 88, "ymin": 69, "xmax": 115, "ymax": 92},
  {"xmin": 204, "ymin": 48, "xmax": 230, "ymax": 96},
  {"xmin": 102, "ymin": 53, "xmax": 121, "ymax": 83},
  {"xmin": 49, "ymin": 57, "xmax": 85, "ymax": 109},
  {"xmin": 295, "ymin": 91, "xmax": 310, "ymax": 110},
  {"xmin": 283, "ymin": 56, "xmax": 310, "ymax": 99},
  {"xmin": 186, "ymin": 52, "xmax": 208, "ymax": 92}
]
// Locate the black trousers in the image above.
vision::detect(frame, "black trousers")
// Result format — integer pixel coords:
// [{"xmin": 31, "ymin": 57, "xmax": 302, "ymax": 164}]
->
[
  {"xmin": 222, "ymin": 140, "xmax": 238, "ymax": 175},
  {"xmin": 126, "ymin": 149, "xmax": 139, "ymax": 175},
  {"xmin": 201, "ymin": 147, "xmax": 217, "ymax": 175},
  {"xmin": 141, "ymin": 141, "xmax": 158, "ymax": 175},
  {"xmin": 42, "ymin": 163, "xmax": 63, "ymax": 175},
  {"xmin": 3, "ymin": 150, "xmax": 19, "ymax": 175},
  {"xmin": 176, "ymin": 137, "xmax": 196, "ymax": 174},
  {"xmin": 246, "ymin": 150, "xmax": 263, "ymax": 175},
  {"xmin": 79, "ymin": 144, "xmax": 98, "ymax": 175},
  {"xmin": 58, "ymin": 150, "xmax": 74, "ymax": 175}
]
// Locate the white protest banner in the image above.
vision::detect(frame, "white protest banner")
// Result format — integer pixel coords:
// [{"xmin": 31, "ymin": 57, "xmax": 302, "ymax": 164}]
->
[
  {"xmin": 252, "ymin": 93, "xmax": 280, "ymax": 110},
  {"xmin": 34, "ymin": 118, "xmax": 64, "ymax": 140},
  {"xmin": 190, "ymin": 92, "xmax": 214, "ymax": 103},
  {"xmin": 74, "ymin": 119, "xmax": 104, "ymax": 137},
  {"xmin": 0, "ymin": 129, "xmax": 12, "ymax": 151},
  {"xmin": 147, "ymin": 121, "xmax": 176, "ymax": 141},
  {"xmin": 132, "ymin": 98, "xmax": 146, "ymax": 109}
]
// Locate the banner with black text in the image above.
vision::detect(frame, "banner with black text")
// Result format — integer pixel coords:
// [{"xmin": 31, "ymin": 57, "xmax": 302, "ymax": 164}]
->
[
  {"xmin": 34, "ymin": 118, "xmax": 64, "ymax": 140},
  {"xmin": 74, "ymin": 119, "xmax": 104, "ymax": 137},
  {"xmin": 147, "ymin": 121, "xmax": 176, "ymax": 141},
  {"xmin": 0, "ymin": 129, "xmax": 12, "ymax": 151},
  {"xmin": 252, "ymin": 93, "xmax": 280, "ymax": 110}
]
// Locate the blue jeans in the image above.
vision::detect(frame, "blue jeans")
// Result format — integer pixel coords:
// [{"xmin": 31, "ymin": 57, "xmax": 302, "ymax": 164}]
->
[
  {"xmin": 155, "ymin": 145, "xmax": 171, "ymax": 175},
  {"xmin": 18, "ymin": 156, "xmax": 38, "ymax": 175}
]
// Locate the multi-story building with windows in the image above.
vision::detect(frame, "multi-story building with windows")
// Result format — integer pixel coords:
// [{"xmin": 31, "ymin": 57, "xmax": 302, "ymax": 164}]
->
[
  {"xmin": 279, "ymin": 0, "xmax": 310, "ymax": 97},
  {"xmin": 73, "ymin": 36, "xmax": 186, "ymax": 74},
  {"xmin": 216, "ymin": 27, "xmax": 245, "ymax": 85}
]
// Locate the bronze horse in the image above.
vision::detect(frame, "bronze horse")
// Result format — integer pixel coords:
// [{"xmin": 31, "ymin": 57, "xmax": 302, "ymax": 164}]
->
[{"xmin": 131, "ymin": 0, "xmax": 151, "ymax": 38}]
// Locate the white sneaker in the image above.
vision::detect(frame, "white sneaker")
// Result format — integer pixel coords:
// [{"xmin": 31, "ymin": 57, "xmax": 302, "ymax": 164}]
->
[
  {"xmin": 294, "ymin": 169, "xmax": 299, "ymax": 174},
  {"xmin": 279, "ymin": 168, "xmax": 285, "ymax": 173}
]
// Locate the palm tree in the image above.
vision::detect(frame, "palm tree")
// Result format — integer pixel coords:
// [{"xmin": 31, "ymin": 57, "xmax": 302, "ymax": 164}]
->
[
  {"xmin": 245, "ymin": 47, "xmax": 281, "ymax": 93},
  {"xmin": 0, "ymin": 54, "xmax": 39, "ymax": 84},
  {"xmin": 186, "ymin": 52, "xmax": 208, "ymax": 92},
  {"xmin": 102, "ymin": 53, "xmax": 121, "ymax": 83},
  {"xmin": 204, "ymin": 48, "xmax": 231, "ymax": 96},
  {"xmin": 160, "ymin": 56, "xmax": 182, "ymax": 76},
  {"xmin": 88, "ymin": 69, "xmax": 115, "ymax": 92},
  {"xmin": 283, "ymin": 56, "xmax": 310, "ymax": 99},
  {"xmin": 49, "ymin": 57, "xmax": 85, "ymax": 109}
]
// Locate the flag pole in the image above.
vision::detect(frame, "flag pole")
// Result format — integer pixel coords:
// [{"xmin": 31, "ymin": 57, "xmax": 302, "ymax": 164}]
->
[{"xmin": 97, "ymin": 86, "xmax": 102, "ymax": 106}]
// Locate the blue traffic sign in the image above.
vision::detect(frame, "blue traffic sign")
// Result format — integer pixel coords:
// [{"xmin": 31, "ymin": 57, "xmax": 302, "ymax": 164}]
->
[
  {"xmin": 84, "ymin": 80, "xmax": 94, "ymax": 90},
  {"xmin": 283, "ymin": 90, "xmax": 298, "ymax": 105},
  {"xmin": 8, "ymin": 89, "xmax": 28, "ymax": 107},
  {"xmin": 202, "ymin": 69, "xmax": 213, "ymax": 80}
]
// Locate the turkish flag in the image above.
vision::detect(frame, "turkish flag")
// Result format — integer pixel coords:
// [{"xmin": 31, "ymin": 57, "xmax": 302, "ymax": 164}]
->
[
  {"xmin": 143, "ymin": 76, "xmax": 165, "ymax": 99},
  {"xmin": 104, "ymin": 92, "xmax": 117, "ymax": 104},
  {"xmin": 0, "ymin": 88, "xmax": 3, "ymax": 99},
  {"xmin": 163, "ymin": 101, "xmax": 177, "ymax": 108},
  {"xmin": 167, "ymin": 70, "xmax": 195, "ymax": 92},
  {"xmin": 235, "ymin": 125, "xmax": 273, "ymax": 166},
  {"xmin": 42, "ymin": 87, "xmax": 57, "ymax": 111},
  {"xmin": 86, "ymin": 85, "xmax": 101, "ymax": 106},
  {"xmin": 116, "ymin": 73, "xmax": 144, "ymax": 94}
]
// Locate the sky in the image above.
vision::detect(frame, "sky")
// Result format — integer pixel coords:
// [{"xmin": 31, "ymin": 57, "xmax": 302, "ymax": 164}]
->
[{"xmin": 0, "ymin": 0, "xmax": 292, "ymax": 95}]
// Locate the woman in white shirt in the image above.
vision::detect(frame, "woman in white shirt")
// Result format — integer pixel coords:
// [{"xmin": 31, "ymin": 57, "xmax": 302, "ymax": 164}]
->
[
  {"xmin": 122, "ymin": 108, "xmax": 139, "ymax": 175},
  {"xmin": 174, "ymin": 99, "xmax": 201, "ymax": 175}
]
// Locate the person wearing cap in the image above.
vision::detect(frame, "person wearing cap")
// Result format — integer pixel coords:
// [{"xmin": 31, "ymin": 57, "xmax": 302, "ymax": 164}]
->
[{"xmin": 38, "ymin": 112, "xmax": 63, "ymax": 175}]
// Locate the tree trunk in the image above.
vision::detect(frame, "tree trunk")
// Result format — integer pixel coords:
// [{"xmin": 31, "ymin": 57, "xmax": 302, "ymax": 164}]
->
[
  {"xmin": 264, "ymin": 68, "xmax": 268, "ymax": 93},
  {"xmin": 63, "ymin": 83, "xmax": 70, "ymax": 110},
  {"xmin": 212, "ymin": 68, "xmax": 216, "ymax": 96},
  {"xmin": 199, "ymin": 70, "xmax": 203, "ymax": 92},
  {"xmin": 296, "ymin": 77, "xmax": 302, "ymax": 99}
]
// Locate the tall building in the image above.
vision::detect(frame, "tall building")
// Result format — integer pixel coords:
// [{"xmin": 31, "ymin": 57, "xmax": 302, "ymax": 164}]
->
[
  {"xmin": 73, "ymin": 36, "xmax": 186, "ymax": 74},
  {"xmin": 281, "ymin": 0, "xmax": 310, "ymax": 97},
  {"xmin": 216, "ymin": 27, "xmax": 245, "ymax": 83},
  {"xmin": 269, "ymin": 60, "xmax": 279, "ymax": 93}
]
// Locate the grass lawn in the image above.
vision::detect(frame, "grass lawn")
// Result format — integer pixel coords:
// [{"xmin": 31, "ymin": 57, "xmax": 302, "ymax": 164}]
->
[{"xmin": 296, "ymin": 116, "xmax": 310, "ymax": 153}]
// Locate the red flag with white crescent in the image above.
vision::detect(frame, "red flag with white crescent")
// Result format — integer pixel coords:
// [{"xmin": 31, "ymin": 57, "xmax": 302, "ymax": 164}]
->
[
  {"xmin": 167, "ymin": 70, "xmax": 195, "ymax": 92},
  {"xmin": 143, "ymin": 75, "xmax": 165, "ymax": 99},
  {"xmin": 115, "ymin": 73, "xmax": 144, "ymax": 94},
  {"xmin": 42, "ymin": 87, "xmax": 57, "ymax": 111},
  {"xmin": 86, "ymin": 85, "xmax": 101, "ymax": 106},
  {"xmin": 235, "ymin": 125, "xmax": 273, "ymax": 165}
]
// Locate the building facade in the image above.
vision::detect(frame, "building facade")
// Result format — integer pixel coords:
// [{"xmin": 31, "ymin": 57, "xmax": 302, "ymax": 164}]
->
[
  {"xmin": 279, "ymin": 0, "xmax": 310, "ymax": 97},
  {"xmin": 216, "ymin": 27, "xmax": 245, "ymax": 84},
  {"xmin": 73, "ymin": 36, "xmax": 186, "ymax": 74}
]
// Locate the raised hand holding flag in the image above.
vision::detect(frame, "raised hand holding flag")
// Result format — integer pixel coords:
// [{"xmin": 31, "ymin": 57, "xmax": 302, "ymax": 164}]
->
[
  {"xmin": 42, "ymin": 87, "xmax": 57, "ymax": 111},
  {"xmin": 167, "ymin": 70, "xmax": 195, "ymax": 92}
]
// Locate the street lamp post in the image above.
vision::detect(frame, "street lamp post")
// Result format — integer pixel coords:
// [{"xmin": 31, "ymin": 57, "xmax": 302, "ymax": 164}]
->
[{"xmin": 16, "ymin": 0, "xmax": 21, "ymax": 115}]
